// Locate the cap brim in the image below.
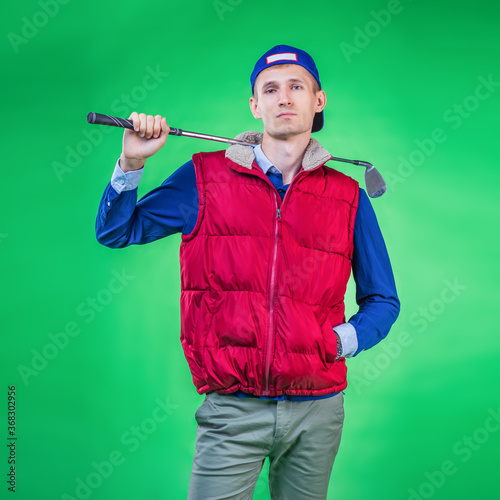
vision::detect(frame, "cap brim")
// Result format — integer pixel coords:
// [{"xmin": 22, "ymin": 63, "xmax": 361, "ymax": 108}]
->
[{"xmin": 312, "ymin": 111, "xmax": 323, "ymax": 133}]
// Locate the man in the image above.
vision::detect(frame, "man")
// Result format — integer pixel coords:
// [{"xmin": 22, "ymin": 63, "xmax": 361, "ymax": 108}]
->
[{"xmin": 96, "ymin": 45, "xmax": 400, "ymax": 500}]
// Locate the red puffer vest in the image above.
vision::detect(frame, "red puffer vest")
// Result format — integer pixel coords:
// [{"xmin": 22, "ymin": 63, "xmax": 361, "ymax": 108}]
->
[{"xmin": 179, "ymin": 132, "xmax": 359, "ymax": 397}]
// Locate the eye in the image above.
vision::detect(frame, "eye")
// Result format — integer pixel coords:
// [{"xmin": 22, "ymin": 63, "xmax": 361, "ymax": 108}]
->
[
  {"xmin": 291, "ymin": 84, "xmax": 302, "ymax": 90},
  {"xmin": 265, "ymin": 88, "xmax": 276, "ymax": 94}
]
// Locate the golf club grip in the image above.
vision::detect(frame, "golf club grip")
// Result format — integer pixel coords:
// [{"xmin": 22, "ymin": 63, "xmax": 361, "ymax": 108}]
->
[
  {"xmin": 87, "ymin": 112, "xmax": 133, "ymax": 129},
  {"xmin": 86, "ymin": 113, "xmax": 181, "ymax": 135}
]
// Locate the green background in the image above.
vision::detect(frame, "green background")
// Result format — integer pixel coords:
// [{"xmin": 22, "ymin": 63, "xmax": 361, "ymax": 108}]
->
[{"xmin": 2, "ymin": 0, "xmax": 499, "ymax": 498}]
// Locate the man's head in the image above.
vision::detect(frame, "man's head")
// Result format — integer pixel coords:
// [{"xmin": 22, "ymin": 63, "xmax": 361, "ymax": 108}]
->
[{"xmin": 249, "ymin": 45, "xmax": 326, "ymax": 138}]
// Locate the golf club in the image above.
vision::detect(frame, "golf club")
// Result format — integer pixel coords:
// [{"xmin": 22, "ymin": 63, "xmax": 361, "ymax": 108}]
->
[{"xmin": 87, "ymin": 112, "xmax": 387, "ymax": 198}]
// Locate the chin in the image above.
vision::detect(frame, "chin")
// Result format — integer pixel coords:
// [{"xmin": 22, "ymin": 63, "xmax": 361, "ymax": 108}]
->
[{"xmin": 267, "ymin": 125, "xmax": 309, "ymax": 140}]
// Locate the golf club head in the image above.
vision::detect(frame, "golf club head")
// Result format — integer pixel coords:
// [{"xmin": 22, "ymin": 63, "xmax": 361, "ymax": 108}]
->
[{"xmin": 364, "ymin": 165, "xmax": 387, "ymax": 198}]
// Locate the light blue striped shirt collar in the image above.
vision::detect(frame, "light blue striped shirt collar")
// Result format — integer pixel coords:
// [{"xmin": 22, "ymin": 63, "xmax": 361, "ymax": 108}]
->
[{"xmin": 253, "ymin": 144, "xmax": 283, "ymax": 175}]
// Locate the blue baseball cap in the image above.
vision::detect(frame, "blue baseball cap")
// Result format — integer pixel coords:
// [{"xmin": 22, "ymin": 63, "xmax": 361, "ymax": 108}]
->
[{"xmin": 250, "ymin": 45, "xmax": 323, "ymax": 133}]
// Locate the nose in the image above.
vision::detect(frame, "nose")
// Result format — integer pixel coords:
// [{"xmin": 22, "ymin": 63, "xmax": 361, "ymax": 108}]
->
[{"xmin": 277, "ymin": 87, "xmax": 292, "ymax": 106}]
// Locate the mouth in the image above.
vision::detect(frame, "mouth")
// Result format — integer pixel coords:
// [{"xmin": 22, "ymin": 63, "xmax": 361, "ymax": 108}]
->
[{"xmin": 277, "ymin": 112, "xmax": 296, "ymax": 119}]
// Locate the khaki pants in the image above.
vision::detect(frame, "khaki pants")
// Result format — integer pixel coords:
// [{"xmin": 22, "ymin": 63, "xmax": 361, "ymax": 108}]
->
[{"xmin": 187, "ymin": 391, "xmax": 344, "ymax": 500}]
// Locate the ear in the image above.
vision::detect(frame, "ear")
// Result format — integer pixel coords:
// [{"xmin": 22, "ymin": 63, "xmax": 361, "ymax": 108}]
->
[
  {"xmin": 249, "ymin": 96, "xmax": 261, "ymax": 120},
  {"xmin": 315, "ymin": 90, "xmax": 327, "ymax": 113}
]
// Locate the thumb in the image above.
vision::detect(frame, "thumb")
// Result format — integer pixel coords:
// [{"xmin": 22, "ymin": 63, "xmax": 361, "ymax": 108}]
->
[{"xmin": 161, "ymin": 117, "xmax": 170, "ymax": 134}]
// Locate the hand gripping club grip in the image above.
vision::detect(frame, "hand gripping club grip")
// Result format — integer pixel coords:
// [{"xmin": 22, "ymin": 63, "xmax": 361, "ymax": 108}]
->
[{"xmin": 86, "ymin": 112, "xmax": 182, "ymax": 135}]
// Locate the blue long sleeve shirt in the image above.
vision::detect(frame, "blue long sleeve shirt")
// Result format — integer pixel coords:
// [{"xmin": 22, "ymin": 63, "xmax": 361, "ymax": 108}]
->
[{"xmin": 96, "ymin": 146, "xmax": 400, "ymax": 399}]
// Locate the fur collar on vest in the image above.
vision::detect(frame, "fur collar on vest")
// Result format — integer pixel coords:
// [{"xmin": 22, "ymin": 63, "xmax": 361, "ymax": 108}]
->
[{"xmin": 225, "ymin": 131, "xmax": 333, "ymax": 172}]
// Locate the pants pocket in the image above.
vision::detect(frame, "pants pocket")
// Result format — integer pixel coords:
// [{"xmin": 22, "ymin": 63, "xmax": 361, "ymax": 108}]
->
[{"xmin": 194, "ymin": 393, "xmax": 221, "ymax": 425}]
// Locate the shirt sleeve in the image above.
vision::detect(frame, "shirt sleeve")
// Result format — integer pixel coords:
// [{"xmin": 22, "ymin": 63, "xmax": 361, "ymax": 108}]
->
[
  {"xmin": 95, "ymin": 159, "xmax": 199, "ymax": 248},
  {"xmin": 333, "ymin": 187, "xmax": 400, "ymax": 357},
  {"xmin": 110, "ymin": 158, "xmax": 144, "ymax": 193}
]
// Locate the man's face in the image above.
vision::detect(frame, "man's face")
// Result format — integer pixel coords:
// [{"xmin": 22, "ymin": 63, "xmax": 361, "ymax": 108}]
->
[{"xmin": 249, "ymin": 64, "xmax": 326, "ymax": 140}]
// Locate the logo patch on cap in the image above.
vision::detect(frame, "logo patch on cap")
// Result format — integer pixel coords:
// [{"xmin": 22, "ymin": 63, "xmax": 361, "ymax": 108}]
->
[{"xmin": 266, "ymin": 52, "xmax": 298, "ymax": 65}]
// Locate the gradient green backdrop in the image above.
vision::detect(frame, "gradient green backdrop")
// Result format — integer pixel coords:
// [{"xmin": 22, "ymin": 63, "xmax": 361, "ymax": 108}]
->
[{"xmin": 2, "ymin": 1, "xmax": 499, "ymax": 499}]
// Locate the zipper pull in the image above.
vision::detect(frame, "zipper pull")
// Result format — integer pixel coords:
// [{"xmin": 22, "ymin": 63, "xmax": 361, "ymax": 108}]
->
[{"xmin": 277, "ymin": 208, "xmax": 281, "ymax": 219}]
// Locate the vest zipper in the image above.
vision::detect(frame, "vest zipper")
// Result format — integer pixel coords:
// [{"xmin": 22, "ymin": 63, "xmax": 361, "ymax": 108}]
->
[
  {"xmin": 263, "ymin": 195, "xmax": 281, "ymax": 395},
  {"xmin": 262, "ymin": 170, "xmax": 312, "ymax": 395}
]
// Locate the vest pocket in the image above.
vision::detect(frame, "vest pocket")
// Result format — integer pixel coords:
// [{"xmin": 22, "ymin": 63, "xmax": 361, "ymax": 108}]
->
[{"xmin": 322, "ymin": 319, "xmax": 339, "ymax": 364}]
